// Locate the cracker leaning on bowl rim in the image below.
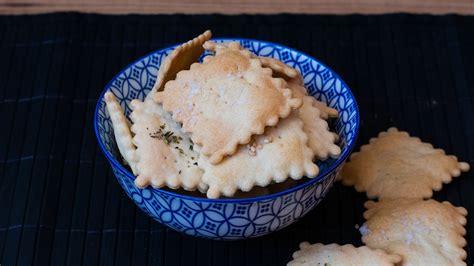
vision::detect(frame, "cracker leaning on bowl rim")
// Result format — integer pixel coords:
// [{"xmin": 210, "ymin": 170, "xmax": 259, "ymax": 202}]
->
[
  {"xmin": 104, "ymin": 91, "xmax": 138, "ymax": 174},
  {"xmin": 146, "ymin": 30, "xmax": 212, "ymax": 100},
  {"xmin": 130, "ymin": 99, "xmax": 203, "ymax": 191},
  {"xmin": 155, "ymin": 41, "xmax": 302, "ymax": 164},
  {"xmin": 361, "ymin": 199, "xmax": 468, "ymax": 266},
  {"xmin": 295, "ymin": 95, "xmax": 340, "ymax": 161},
  {"xmin": 204, "ymin": 41, "xmax": 299, "ymax": 80},
  {"xmin": 287, "ymin": 242, "xmax": 401, "ymax": 266},
  {"xmin": 338, "ymin": 127, "xmax": 470, "ymax": 200},
  {"xmin": 286, "ymin": 72, "xmax": 339, "ymax": 120},
  {"xmin": 198, "ymin": 112, "xmax": 319, "ymax": 199}
]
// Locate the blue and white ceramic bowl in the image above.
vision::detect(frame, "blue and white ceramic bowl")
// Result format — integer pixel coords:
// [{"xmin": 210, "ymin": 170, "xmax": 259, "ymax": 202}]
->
[{"xmin": 94, "ymin": 38, "xmax": 359, "ymax": 240}]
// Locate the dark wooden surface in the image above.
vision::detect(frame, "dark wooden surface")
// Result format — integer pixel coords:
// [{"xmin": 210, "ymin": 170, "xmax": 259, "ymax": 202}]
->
[
  {"xmin": 0, "ymin": 13, "xmax": 473, "ymax": 265},
  {"xmin": 0, "ymin": 0, "xmax": 473, "ymax": 15}
]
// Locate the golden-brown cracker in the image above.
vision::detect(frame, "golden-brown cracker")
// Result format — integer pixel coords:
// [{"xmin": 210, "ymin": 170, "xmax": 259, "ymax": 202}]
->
[
  {"xmin": 313, "ymin": 100, "xmax": 339, "ymax": 120},
  {"xmin": 104, "ymin": 91, "xmax": 138, "ymax": 174},
  {"xmin": 361, "ymin": 199, "xmax": 468, "ymax": 266},
  {"xmin": 298, "ymin": 95, "xmax": 341, "ymax": 160},
  {"xmin": 205, "ymin": 45, "xmax": 298, "ymax": 80},
  {"xmin": 339, "ymin": 127, "xmax": 470, "ymax": 199},
  {"xmin": 146, "ymin": 30, "xmax": 212, "ymax": 100},
  {"xmin": 130, "ymin": 99, "xmax": 202, "ymax": 191},
  {"xmin": 197, "ymin": 113, "xmax": 318, "ymax": 199},
  {"xmin": 155, "ymin": 41, "xmax": 302, "ymax": 164},
  {"xmin": 288, "ymin": 242, "xmax": 401, "ymax": 266},
  {"xmin": 287, "ymin": 77, "xmax": 308, "ymax": 98},
  {"xmin": 286, "ymin": 77, "xmax": 339, "ymax": 120},
  {"xmin": 258, "ymin": 56, "xmax": 298, "ymax": 80}
]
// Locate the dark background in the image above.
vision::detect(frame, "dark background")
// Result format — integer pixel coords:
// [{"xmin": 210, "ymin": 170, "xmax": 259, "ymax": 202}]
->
[{"xmin": 1, "ymin": 13, "xmax": 473, "ymax": 265}]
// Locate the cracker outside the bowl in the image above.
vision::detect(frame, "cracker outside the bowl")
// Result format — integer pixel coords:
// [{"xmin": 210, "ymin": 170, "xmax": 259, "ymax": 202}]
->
[
  {"xmin": 288, "ymin": 242, "xmax": 401, "ymax": 266},
  {"xmin": 339, "ymin": 127, "xmax": 470, "ymax": 200},
  {"xmin": 155, "ymin": 41, "xmax": 302, "ymax": 164},
  {"xmin": 361, "ymin": 199, "xmax": 468, "ymax": 266}
]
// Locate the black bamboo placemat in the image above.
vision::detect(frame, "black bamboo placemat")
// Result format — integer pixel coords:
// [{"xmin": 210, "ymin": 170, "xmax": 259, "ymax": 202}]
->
[{"xmin": 1, "ymin": 13, "xmax": 473, "ymax": 265}]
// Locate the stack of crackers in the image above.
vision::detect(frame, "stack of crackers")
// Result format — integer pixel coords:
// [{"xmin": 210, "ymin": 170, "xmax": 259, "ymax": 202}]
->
[
  {"xmin": 105, "ymin": 30, "xmax": 341, "ymax": 199},
  {"xmin": 288, "ymin": 128, "xmax": 470, "ymax": 265}
]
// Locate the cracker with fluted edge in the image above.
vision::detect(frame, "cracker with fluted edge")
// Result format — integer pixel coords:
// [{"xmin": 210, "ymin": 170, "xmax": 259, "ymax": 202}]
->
[
  {"xmin": 146, "ymin": 30, "xmax": 212, "ymax": 100},
  {"xmin": 104, "ymin": 91, "xmax": 138, "ymax": 174},
  {"xmin": 258, "ymin": 56, "xmax": 298, "ymax": 79},
  {"xmin": 198, "ymin": 113, "xmax": 318, "ymax": 199},
  {"xmin": 297, "ymin": 96, "xmax": 340, "ymax": 160},
  {"xmin": 338, "ymin": 127, "xmax": 470, "ymax": 199},
  {"xmin": 361, "ymin": 199, "xmax": 468, "ymax": 266},
  {"xmin": 288, "ymin": 242, "xmax": 401, "ymax": 266},
  {"xmin": 130, "ymin": 99, "xmax": 202, "ymax": 191},
  {"xmin": 155, "ymin": 41, "xmax": 302, "ymax": 164},
  {"xmin": 286, "ymin": 76, "xmax": 339, "ymax": 120},
  {"xmin": 205, "ymin": 42, "xmax": 298, "ymax": 79}
]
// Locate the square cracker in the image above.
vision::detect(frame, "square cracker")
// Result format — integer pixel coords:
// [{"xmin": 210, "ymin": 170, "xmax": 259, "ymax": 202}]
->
[
  {"xmin": 284, "ymin": 70, "xmax": 339, "ymax": 120},
  {"xmin": 154, "ymin": 42, "xmax": 302, "ymax": 164},
  {"xmin": 197, "ymin": 112, "xmax": 318, "ymax": 199},
  {"xmin": 146, "ymin": 30, "xmax": 212, "ymax": 100},
  {"xmin": 130, "ymin": 99, "xmax": 202, "ymax": 191},
  {"xmin": 288, "ymin": 242, "xmax": 401, "ymax": 266},
  {"xmin": 339, "ymin": 127, "xmax": 470, "ymax": 199},
  {"xmin": 104, "ymin": 91, "xmax": 138, "ymax": 174},
  {"xmin": 297, "ymin": 95, "xmax": 340, "ymax": 160},
  {"xmin": 361, "ymin": 199, "xmax": 468, "ymax": 266}
]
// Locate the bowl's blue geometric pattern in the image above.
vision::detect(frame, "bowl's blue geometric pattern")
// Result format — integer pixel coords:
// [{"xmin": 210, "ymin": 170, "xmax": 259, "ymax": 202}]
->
[{"xmin": 94, "ymin": 39, "xmax": 359, "ymax": 240}]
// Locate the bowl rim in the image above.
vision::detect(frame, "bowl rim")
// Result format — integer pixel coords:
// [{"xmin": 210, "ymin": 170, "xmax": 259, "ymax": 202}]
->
[{"xmin": 94, "ymin": 37, "xmax": 360, "ymax": 203}]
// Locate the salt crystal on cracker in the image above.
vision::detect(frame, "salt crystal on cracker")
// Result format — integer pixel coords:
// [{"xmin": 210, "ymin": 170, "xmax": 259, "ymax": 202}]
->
[
  {"xmin": 146, "ymin": 30, "xmax": 212, "ymax": 100},
  {"xmin": 339, "ymin": 127, "xmax": 470, "ymax": 199},
  {"xmin": 362, "ymin": 199, "xmax": 468, "ymax": 266},
  {"xmin": 198, "ymin": 113, "xmax": 318, "ymax": 199},
  {"xmin": 104, "ymin": 91, "xmax": 138, "ymax": 174},
  {"xmin": 130, "ymin": 99, "xmax": 202, "ymax": 191},
  {"xmin": 155, "ymin": 41, "xmax": 302, "ymax": 164},
  {"xmin": 288, "ymin": 242, "xmax": 401, "ymax": 266}
]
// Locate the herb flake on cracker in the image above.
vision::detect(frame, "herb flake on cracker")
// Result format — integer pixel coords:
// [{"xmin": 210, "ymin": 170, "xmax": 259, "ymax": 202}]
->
[{"xmin": 130, "ymin": 99, "xmax": 202, "ymax": 191}]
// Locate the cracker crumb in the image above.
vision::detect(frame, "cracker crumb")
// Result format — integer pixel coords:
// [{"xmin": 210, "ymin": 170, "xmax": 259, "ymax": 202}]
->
[{"xmin": 263, "ymin": 135, "xmax": 273, "ymax": 143}]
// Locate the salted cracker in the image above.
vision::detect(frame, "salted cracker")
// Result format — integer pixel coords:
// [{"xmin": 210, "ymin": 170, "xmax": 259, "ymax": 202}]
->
[
  {"xmin": 146, "ymin": 30, "xmax": 212, "ymax": 100},
  {"xmin": 361, "ymin": 199, "xmax": 468, "ymax": 266},
  {"xmin": 130, "ymin": 99, "xmax": 202, "ymax": 190},
  {"xmin": 104, "ymin": 91, "xmax": 138, "ymax": 174},
  {"xmin": 288, "ymin": 242, "xmax": 401, "ymax": 266},
  {"xmin": 198, "ymin": 113, "xmax": 319, "ymax": 199},
  {"xmin": 155, "ymin": 41, "xmax": 302, "ymax": 164},
  {"xmin": 339, "ymin": 127, "xmax": 470, "ymax": 199}
]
